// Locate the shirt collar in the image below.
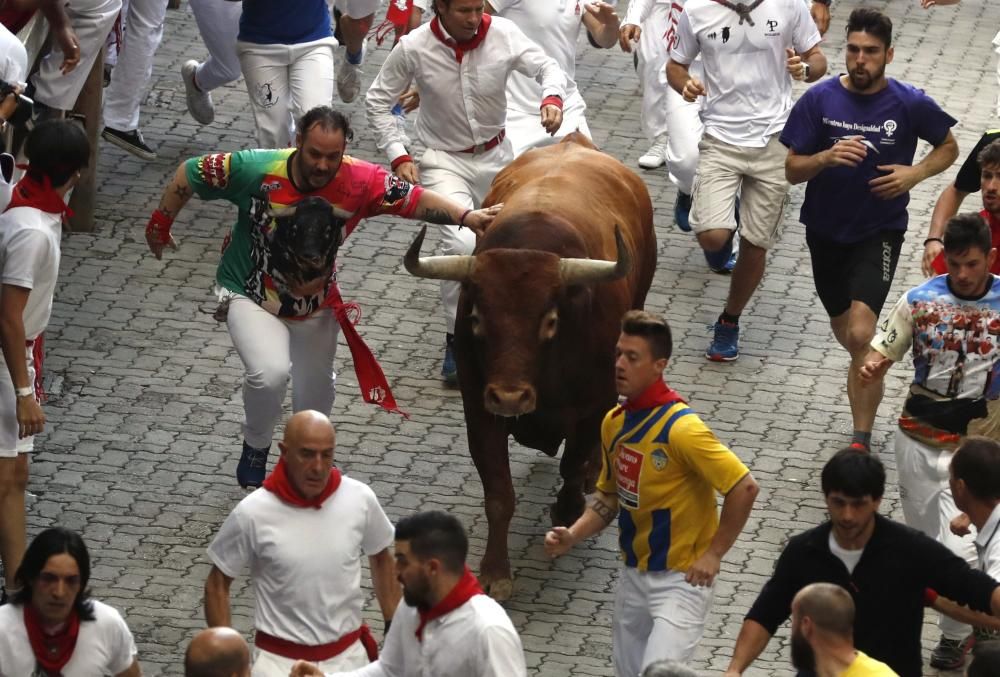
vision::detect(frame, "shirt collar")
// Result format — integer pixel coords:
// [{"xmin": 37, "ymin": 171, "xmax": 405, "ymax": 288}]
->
[{"xmin": 975, "ymin": 503, "xmax": 1000, "ymax": 550}]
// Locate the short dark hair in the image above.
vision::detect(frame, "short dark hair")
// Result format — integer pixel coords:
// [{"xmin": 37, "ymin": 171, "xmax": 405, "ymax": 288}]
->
[
  {"xmin": 846, "ymin": 8, "xmax": 892, "ymax": 48},
  {"xmin": 13, "ymin": 527, "xmax": 95, "ymax": 620},
  {"xmin": 943, "ymin": 212, "xmax": 992, "ymax": 257},
  {"xmin": 297, "ymin": 106, "xmax": 354, "ymax": 143},
  {"xmin": 951, "ymin": 436, "xmax": 1000, "ymax": 501},
  {"xmin": 821, "ymin": 448, "xmax": 885, "ymax": 500},
  {"xmin": 969, "ymin": 641, "xmax": 1000, "ymax": 677},
  {"xmin": 621, "ymin": 310, "xmax": 673, "ymax": 361},
  {"xmin": 24, "ymin": 119, "xmax": 89, "ymax": 188},
  {"xmin": 979, "ymin": 139, "xmax": 1000, "ymax": 171},
  {"xmin": 395, "ymin": 510, "xmax": 468, "ymax": 575}
]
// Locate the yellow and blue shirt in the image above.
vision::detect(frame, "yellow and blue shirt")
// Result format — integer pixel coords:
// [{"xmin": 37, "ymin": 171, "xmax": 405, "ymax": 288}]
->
[{"xmin": 596, "ymin": 400, "xmax": 749, "ymax": 573}]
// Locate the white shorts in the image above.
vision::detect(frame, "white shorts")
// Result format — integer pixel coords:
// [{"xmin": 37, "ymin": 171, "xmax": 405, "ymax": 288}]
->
[
  {"xmin": 0, "ymin": 348, "xmax": 36, "ymax": 457},
  {"xmin": 333, "ymin": 0, "xmax": 379, "ymax": 18},
  {"xmin": 612, "ymin": 567, "xmax": 713, "ymax": 677},
  {"xmin": 252, "ymin": 642, "xmax": 368, "ymax": 677}
]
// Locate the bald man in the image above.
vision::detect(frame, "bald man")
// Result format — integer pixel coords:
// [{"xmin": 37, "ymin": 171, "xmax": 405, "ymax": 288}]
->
[
  {"xmin": 203, "ymin": 411, "xmax": 401, "ymax": 677},
  {"xmin": 185, "ymin": 627, "xmax": 250, "ymax": 677},
  {"xmin": 790, "ymin": 583, "xmax": 897, "ymax": 676}
]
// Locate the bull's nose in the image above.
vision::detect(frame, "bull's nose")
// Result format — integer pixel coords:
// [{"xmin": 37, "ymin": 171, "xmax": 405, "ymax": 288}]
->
[{"xmin": 484, "ymin": 384, "xmax": 537, "ymax": 417}]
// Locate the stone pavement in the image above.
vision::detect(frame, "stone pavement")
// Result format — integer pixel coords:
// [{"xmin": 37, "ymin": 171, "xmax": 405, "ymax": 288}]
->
[{"xmin": 12, "ymin": 0, "xmax": 1000, "ymax": 674}]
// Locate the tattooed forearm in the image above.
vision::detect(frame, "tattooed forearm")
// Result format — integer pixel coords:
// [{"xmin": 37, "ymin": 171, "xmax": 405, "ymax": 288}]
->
[
  {"xmin": 418, "ymin": 207, "xmax": 457, "ymax": 225},
  {"xmin": 172, "ymin": 184, "xmax": 192, "ymax": 201},
  {"xmin": 590, "ymin": 496, "xmax": 617, "ymax": 525}
]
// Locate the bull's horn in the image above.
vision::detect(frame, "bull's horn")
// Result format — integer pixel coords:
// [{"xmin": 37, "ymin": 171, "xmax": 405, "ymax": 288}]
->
[
  {"xmin": 404, "ymin": 225, "xmax": 476, "ymax": 281},
  {"xmin": 264, "ymin": 205, "xmax": 298, "ymax": 221},
  {"xmin": 559, "ymin": 224, "xmax": 632, "ymax": 286}
]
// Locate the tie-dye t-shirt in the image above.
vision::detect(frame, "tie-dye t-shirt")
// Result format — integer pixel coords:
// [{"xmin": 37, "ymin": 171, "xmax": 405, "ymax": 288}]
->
[
  {"xmin": 185, "ymin": 149, "xmax": 422, "ymax": 318},
  {"xmin": 872, "ymin": 274, "xmax": 1000, "ymax": 446}
]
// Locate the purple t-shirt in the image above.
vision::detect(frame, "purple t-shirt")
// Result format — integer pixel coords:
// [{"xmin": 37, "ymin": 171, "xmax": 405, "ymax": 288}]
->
[{"xmin": 780, "ymin": 77, "xmax": 956, "ymax": 244}]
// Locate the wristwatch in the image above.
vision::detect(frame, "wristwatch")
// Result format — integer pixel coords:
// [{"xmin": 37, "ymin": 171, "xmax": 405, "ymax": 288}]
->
[
  {"xmin": 15, "ymin": 386, "xmax": 32, "ymax": 398},
  {"xmin": 802, "ymin": 63, "xmax": 811, "ymax": 80}
]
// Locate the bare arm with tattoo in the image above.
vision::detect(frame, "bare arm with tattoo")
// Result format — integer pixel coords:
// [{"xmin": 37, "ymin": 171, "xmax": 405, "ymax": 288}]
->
[
  {"xmin": 413, "ymin": 188, "xmax": 504, "ymax": 236},
  {"xmin": 146, "ymin": 163, "xmax": 195, "ymax": 259},
  {"xmin": 544, "ymin": 490, "xmax": 619, "ymax": 558}
]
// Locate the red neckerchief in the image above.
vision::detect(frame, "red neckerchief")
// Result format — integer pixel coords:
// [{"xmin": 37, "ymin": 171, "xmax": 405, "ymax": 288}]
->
[
  {"xmin": 23, "ymin": 604, "xmax": 80, "ymax": 675},
  {"xmin": 415, "ymin": 566, "xmax": 484, "ymax": 640},
  {"xmin": 612, "ymin": 378, "xmax": 685, "ymax": 417},
  {"xmin": 430, "ymin": 13, "xmax": 491, "ymax": 63},
  {"xmin": 262, "ymin": 456, "xmax": 342, "ymax": 509},
  {"xmin": 6, "ymin": 170, "xmax": 73, "ymax": 218}
]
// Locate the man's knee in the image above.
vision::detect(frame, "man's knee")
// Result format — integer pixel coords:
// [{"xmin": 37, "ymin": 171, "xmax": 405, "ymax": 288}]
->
[
  {"xmin": 245, "ymin": 363, "xmax": 290, "ymax": 393},
  {"xmin": 696, "ymin": 229, "xmax": 732, "ymax": 253}
]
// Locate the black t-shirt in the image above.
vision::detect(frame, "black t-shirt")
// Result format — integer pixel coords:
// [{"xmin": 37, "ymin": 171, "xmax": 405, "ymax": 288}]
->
[{"xmin": 954, "ymin": 129, "xmax": 1000, "ymax": 193}]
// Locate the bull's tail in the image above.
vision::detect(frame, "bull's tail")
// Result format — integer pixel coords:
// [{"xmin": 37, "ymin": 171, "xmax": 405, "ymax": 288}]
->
[{"xmin": 560, "ymin": 130, "xmax": 598, "ymax": 151}]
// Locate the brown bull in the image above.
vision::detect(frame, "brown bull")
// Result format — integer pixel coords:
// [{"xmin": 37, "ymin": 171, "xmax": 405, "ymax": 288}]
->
[{"xmin": 404, "ymin": 133, "xmax": 656, "ymax": 600}]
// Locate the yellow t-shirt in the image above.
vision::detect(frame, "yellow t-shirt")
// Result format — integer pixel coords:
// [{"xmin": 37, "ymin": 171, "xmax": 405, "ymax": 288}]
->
[
  {"xmin": 596, "ymin": 401, "xmax": 749, "ymax": 572},
  {"xmin": 841, "ymin": 650, "xmax": 899, "ymax": 676}
]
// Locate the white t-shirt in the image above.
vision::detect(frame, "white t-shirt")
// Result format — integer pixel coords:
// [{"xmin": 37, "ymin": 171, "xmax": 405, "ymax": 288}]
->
[
  {"xmin": 670, "ymin": 0, "xmax": 821, "ymax": 147},
  {"xmin": 0, "ymin": 21, "xmax": 27, "ymax": 83},
  {"xmin": 489, "ymin": 0, "xmax": 617, "ymax": 115},
  {"xmin": 828, "ymin": 532, "xmax": 864, "ymax": 575},
  {"xmin": 208, "ymin": 476, "xmax": 395, "ymax": 644},
  {"xmin": 327, "ymin": 594, "xmax": 527, "ymax": 677},
  {"xmin": 0, "ymin": 205, "xmax": 62, "ymax": 341},
  {"xmin": 0, "ymin": 600, "xmax": 137, "ymax": 676},
  {"xmin": 976, "ymin": 502, "xmax": 1000, "ymax": 579}
]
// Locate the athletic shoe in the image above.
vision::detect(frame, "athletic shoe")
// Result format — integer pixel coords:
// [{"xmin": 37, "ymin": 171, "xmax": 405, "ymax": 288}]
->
[
  {"xmin": 236, "ymin": 440, "xmax": 270, "ymax": 489},
  {"xmin": 102, "ymin": 127, "xmax": 156, "ymax": 160},
  {"xmin": 848, "ymin": 441, "xmax": 870, "ymax": 452},
  {"xmin": 674, "ymin": 192, "xmax": 692, "ymax": 232},
  {"xmin": 638, "ymin": 135, "xmax": 667, "ymax": 169},
  {"xmin": 442, "ymin": 343, "xmax": 458, "ymax": 386},
  {"xmin": 337, "ymin": 41, "xmax": 366, "ymax": 104},
  {"xmin": 706, "ymin": 321, "xmax": 739, "ymax": 362},
  {"xmin": 181, "ymin": 59, "xmax": 215, "ymax": 125},
  {"xmin": 930, "ymin": 635, "xmax": 973, "ymax": 671}
]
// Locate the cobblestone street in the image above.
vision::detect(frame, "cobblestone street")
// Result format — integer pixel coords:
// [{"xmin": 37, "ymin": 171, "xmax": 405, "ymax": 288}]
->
[{"xmin": 16, "ymin": 0, "xmax": 1000, "ymax": 674}]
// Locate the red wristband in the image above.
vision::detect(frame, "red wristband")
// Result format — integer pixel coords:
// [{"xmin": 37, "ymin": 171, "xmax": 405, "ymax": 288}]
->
[
  {"xmin": 459, "ymin": 209, "xmax": 473, "ymax": 228},
  {"xmin": 540, "ymin": 95, "xmax": 564, "ymax": 111},
  {"xmin": 923, "ymin": 587, "xmax": 939, "ymax": 607},
  {"xmin": 146, "ymin": 209, "xmax": 174, "ymax": 245},
  {"xmin": 391, "ymin": 154, "xmax": 413, "ymax": 171}
]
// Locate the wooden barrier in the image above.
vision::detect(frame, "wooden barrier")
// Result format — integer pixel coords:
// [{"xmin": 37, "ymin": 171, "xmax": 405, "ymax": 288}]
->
[{"xmin": 67, "ymin": 49, "xmax": 104, "ymax": 232}]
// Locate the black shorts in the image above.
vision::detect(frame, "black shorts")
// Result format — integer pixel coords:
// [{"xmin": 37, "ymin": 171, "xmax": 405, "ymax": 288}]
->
[{"xmin": 807, "ymin": 229, "xmax": 904, "ymax": 318}]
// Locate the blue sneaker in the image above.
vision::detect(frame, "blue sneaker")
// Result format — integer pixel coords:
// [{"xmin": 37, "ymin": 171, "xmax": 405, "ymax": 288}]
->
[
  {"xmin": 674, "ymin": 192, "xmax": 692, "ymax": 232},
  {"xmin": 442, "ymin": 343, "xmax": 458, "ymax": 386},
  {"xmin": 236, "ymin": 441, "xmax": 270, "ymax": 489},
  {"xmin": 706, "ymin": 321, "xmax": 739, "ymax": 362}
]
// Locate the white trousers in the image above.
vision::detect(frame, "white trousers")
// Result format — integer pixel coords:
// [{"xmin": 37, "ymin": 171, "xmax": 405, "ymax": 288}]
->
[
  {"xmin": 252, "ymin": 644, "xmax": 368, "ymax": 677},
  {"xmin": 505, "ymin": 96, "xmax": 590, "ymax": 158},
  {"xmin": 225, "ymin": 295, "xmax": 339, "ymax": 449},
  {"xmin": 33, "ymin": 0, "xmax": 122, "ymax": 110},
  {"xmin": 664, "ymin": 60, "xmax": 704, "ymax": 196},
  {"xmin": 237, "ymin": 36, "xmax": 337, "ymax": 148},
  {"xmin": 189, "ymin": 0, "xmax": 242, "ymax": 92},
  {"xmin": 612, "ymin": 567, "xmax": 713, "ymax": 677},
  {"xmin": 419, "ymin": 141, "xmax": 512, "ymax": 334},
  {"xmin": 103, "ymin": 0, "xmax": 168, "ymax": 131},
  {"xmin": 0, "ymin": 349, "xmax": 35, "ymax": 457},
  {"xmin": 895, "ymin": 430, "xmax": 977, "ymax": 640},
  {"xmin": 332, "ymin": 0, "xmax": 380, "ymax": 17},
  {"xmin": 636, "ymin": 4, "xmax": 670, "ymax": 142}
]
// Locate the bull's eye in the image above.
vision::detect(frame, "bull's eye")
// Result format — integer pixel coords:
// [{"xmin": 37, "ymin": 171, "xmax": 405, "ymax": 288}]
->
[
  {"xmin": 469, "ymin": 306, "xmax": 484, "ymax": 337},
  {"xmin": 540, "ymin": 309, "xmax": 559, "ymax": 341}
]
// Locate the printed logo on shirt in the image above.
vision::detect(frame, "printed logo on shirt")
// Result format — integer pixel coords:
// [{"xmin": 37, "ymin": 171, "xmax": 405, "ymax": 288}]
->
[
  {"xmin": 615, "ymin": 445, "xmax": 643, "ymax": 509},
  {"xmin": 765, "ymin": 19, "xmax": 779, "ymax": 36},
  {"xmin": 381, "ymin": 174, "xmax": 413, "ymax": 209},
  {"xmin": 650, "ymin": 448, "xmax": 669, "ymax": 471},
  {"xmin": 883, "ymin": 120, "xmax": 897, "ymax": 137},
  {"xmin": 199, "ymin": 153, "xmax": 231, "ymax": 189}
]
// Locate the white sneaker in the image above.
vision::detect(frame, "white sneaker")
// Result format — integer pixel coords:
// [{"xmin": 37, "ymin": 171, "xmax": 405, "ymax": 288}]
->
[
  {"xmin": 638, "ymin": 135, "xmax": 667, "ymax": 169},
  {"xmin": 337, "ymin": 41, "xmax": 366, "ymax": 104},
  {"xmin": 181, "ymin": 60, "xmax": 215, "ymax": 125}
]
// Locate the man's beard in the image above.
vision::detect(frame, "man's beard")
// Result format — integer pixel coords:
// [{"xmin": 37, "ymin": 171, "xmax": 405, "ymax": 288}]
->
[
  {"xmin": 791, "ymin": 630, "xmax": 817, "ymax": 673},
  {"xmin": 402, "ymin": 577, "xmax": 432, "ymax": 610}
]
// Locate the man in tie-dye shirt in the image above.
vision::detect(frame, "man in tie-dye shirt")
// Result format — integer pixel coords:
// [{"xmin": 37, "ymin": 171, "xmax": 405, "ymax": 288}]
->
[{"xmin": 144, "ymin": 106, "xmax": 500, "ymax": 489}]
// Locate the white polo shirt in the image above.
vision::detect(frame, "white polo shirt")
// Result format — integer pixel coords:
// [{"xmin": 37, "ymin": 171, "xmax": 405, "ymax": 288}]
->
[
  {"xmin": 327, "ymin": 594, "xmax": 527, "ymax": 677},
  {"xmin": 0, "ymin": 205, "xmax": 62, "ymax": 341},
  {"xmin": 670, "ymin": 0, "xmax": 821, "ymax": 147},
  {"xmin": 976, "ymin": 502, "xmax": 1000, "ymax": 579},
  {"xmin": 207, "ymin": 476, "xmax": 395, "ymax": 645},
  {"xmin": 366, "ymin": 15, "xmax": 567, "ymax": 162},
  {"xmin": 0, "ymin": 600, "xmax": 137, "ymax": 677}
]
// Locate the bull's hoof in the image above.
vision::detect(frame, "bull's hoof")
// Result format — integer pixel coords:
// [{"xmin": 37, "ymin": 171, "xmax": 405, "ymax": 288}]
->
[
  {"xmin": 550, "ymin": 496, "xmax": 585, "ymax": 527},
  {"xmin": 481, "ymin": 575, "xmax": 514, "ymax": 602}
]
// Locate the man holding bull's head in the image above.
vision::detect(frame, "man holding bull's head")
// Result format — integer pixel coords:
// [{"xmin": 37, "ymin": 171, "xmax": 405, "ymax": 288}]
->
[{"xmin": 545, "ymin": 309, "xmax": 759, "ymax": 676}]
